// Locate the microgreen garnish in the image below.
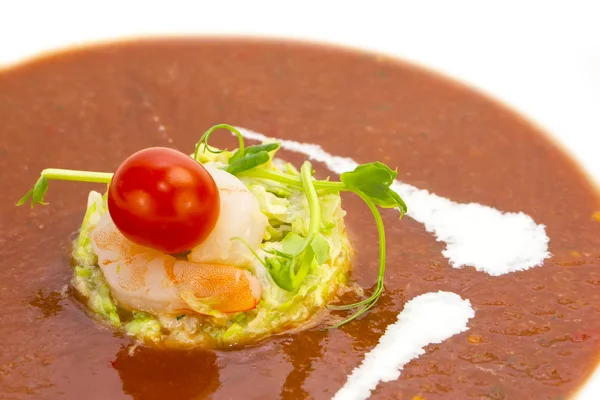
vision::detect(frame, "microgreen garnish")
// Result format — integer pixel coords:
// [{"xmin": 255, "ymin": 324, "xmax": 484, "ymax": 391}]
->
[
  {"xmin": 197, "ymin": 124, "xmax": 407, "ymax": 326},
  {"xmin": 326, "ymin": 192, "xmax": 387, "ymax": 328},
  {"xmin": 194, "ymin": 124, "xmax": 280, "ymax": 174},
  {"xmin": 340, "ymin": 162, "xmax": 407, "ymax": 216},
  {"xmin": 18, "ymin": 123, "xmax": 408, "ymax": 329},
  {"xmin": 16, "ymin": 169, "xmax": 113, "ymax": 208},
  {"xmin": 17, "ymin": 176, "xmax": 48, "ymax": 207},
  {"xmin": 226, "ymin": 143, "xmax": 280, "ymax": 174}
]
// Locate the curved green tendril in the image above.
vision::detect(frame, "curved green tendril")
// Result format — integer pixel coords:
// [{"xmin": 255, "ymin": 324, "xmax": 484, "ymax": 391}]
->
[
  {"xmin": 326, "ymin": 193, "xmax": 386, "ymax": 327},
  {"xmin": 193, "ymin": 123, "xmax": 245, "ymax": 162}
]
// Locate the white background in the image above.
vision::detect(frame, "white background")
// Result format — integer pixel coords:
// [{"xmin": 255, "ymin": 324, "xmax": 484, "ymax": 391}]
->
[{"xmin": 1, "ymin": 1, "xmax": 599, "ymax": 398}]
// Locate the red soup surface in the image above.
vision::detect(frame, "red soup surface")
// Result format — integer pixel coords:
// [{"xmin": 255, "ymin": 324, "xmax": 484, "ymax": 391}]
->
[{"xmin": 1, "ymin": 38, "xmax": 600, "ymax": 400}]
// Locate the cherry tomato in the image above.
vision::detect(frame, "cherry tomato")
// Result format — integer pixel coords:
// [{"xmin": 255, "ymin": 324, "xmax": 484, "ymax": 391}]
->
[{"xmin": 107, "ymin": 147, "xmax": 220, "ymax": 253}]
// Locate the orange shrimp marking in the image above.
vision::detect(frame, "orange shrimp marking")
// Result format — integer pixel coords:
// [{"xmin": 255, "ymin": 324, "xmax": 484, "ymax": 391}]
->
[
  {"xmin": 116, "ymin": 243, "xmax": 153, "ymax": 292},
  {"xmin": 174, "ymin": 262, "xmax": 259, "ymax": 313}
]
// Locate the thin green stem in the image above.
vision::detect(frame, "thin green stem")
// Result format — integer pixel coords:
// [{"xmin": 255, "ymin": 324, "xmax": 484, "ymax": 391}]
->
[
  {"xmin": 293, "ymin": 162, "xmax": 322, "ymax": 257},
  {"xmin": 17, "ymin": 168, "xmax": 114, "ymax": 207},
  {"xmin": 42, "ymin": 168, "xmax": 113, "ymax": 183},
  {"xmin": 239, "ymin": 168, "xmax": 347, "ymax": 191},
  {"xmin": 231, "ymin": 237, "xmax": 268, "ymax": 268},
  {"xmin": 328, "ymin": 192, "xmax": 386, "ymax": 311},
  {"xmin": 328, "ymin": 299, "xmax": 379, "ymax": 330},
  {"xmin": 238, "ymin": 168, "xmax": 301, "ymax": 186}
]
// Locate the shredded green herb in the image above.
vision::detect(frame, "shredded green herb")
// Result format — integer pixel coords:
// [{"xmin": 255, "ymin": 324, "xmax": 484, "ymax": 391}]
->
[{"xmin": 261, "ymin": 162, "xmax": 327, "ymax": 291}]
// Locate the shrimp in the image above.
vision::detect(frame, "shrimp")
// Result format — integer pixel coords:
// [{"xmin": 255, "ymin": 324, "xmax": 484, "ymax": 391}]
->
[
  {"xmin": 90, "ymin": 165, "xmax": 268, "ymax": 315},
  {"xmin": 91, "ymin": 213, "xmax": 261, "ymax": 315},
  {"xmin": 188, "ymin": 164, "xmax": 269, "ymax": 265}
]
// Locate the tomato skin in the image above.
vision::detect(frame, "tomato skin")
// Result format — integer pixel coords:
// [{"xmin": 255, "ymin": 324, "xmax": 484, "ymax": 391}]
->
[{"xmin": 107, "ymin": 147, "xmax": 220, "ymax": 253}]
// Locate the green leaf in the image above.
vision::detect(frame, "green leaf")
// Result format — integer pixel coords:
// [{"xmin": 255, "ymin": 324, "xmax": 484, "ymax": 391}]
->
[
  {"xmin": 266, "ymin": 256, "xmax": 294, "ymax": 291},
  {"xmin": 340, "ymin": 162, "xmax": 396, "ymax": 197},
  {"xmin": 310, "ymin": 234, "xmax": 330, "ymax": 265},
  {"xmin": 281, "ymin": 232, "xmax": 305, "ymax": 254},
  {"xmin": 246, "ymin": 142, "xmax": 280, "ymax": 155},
  {"xmin": 265, "ymin": 232, "xmax": 305, "ymax": 291},
  {"xmin": 16, "ymin": 175, "xmax": 49, "ymax": 208},
  {"xmin": 226, "ymin": 151, "xmax": 271, "ymax": 175},
  {"xmin": 267, "ymin": 235, "xmax": 327, "ymax": 292},
  {"xmin": 32, "ymin": 176, "xmax": 49, "ymax": 204},
  {"xmin": 340, "ymin": 162, "xmax": 407, "ymax": 215},
  {"xmin": 16, "ymin": 189, "xmax": 33, "ymax": 206},
  {"xmin": 292, "ymin": 246, "xmax": 314, "ymax": 288},
  {"xmin": 228, "ymin": 143, "xmax": 281, "ymax": 172},
  {"xmin": 228, "ymin": 146, "xmax": 245, "ymax": 164},
  {"xmin": 369, "ymin": 189, "xmax": 403, "ymax": 208},
  {"xmin": 231, "ymin": 142, "xmax": 280, "ymax": 162},
  {"xmin": 267, "ymin": 231, "xmax": 325, "ymax": 291}
]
